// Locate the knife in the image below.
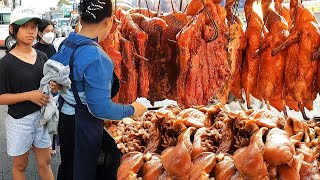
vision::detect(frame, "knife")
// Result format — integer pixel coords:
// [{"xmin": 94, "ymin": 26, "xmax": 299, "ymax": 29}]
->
[{"xmin": 147, "ymin": 106, "xmax": 163, "ymax": 110}]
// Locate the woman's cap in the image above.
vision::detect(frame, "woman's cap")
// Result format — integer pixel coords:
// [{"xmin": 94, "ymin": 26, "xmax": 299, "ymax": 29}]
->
[{"xmin": 10, "ymin": 6, "xmax": 43, "ymax": 25}]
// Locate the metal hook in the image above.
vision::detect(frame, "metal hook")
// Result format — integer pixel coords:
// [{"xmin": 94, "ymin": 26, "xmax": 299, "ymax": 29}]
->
[
  {"xmin": 183, "ymin": 2, "xmax": 189, "ymax": 13},
  {"xmin": 157, "ymin": 0, "xmax": 161, "ymax": 13},
  {"xmin": 179, "ymin": 0, "xmax": 183, "ymax": 11},
  {"xmin": 200, "ymin": 0, "xmax": 218, "ymax": 42},
  {"xmin": 138, "ymin": 0, "xmax": 141, "ymax": 11},
  {"xmin": 114, "ymin": 0, "xmax": 117, "ymax": 13},
  {"xmin": 144, "ymin": 0, "xmax": 151, "ymax": 18},
  {"xmin": 171, "ymin": 0, "xmax": 175, "ymax": 12}
]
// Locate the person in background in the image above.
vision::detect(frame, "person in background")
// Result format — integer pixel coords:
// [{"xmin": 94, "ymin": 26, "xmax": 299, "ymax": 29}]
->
[
  {"xmin": 51, "ymin": 0, "xmax": 147, "ymax": 179},
  {"xmin": 34, "ymin": 18, "xmax": 58, "ymax": 156},
  {"xmin": 0, "ymin": 6, "xmax": 58, "ymax": 180},
  {"xmin": 34, "ymin": 19, "xmax": 56, "ymax": 59},
  {"xmin": 53, "ymin": 21, "xmax": 81, "ymax": 51}
]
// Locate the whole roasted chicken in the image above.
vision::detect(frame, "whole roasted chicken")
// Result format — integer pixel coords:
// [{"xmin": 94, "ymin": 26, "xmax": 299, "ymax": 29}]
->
[
  {"xmin": 242, "ymin": 0, "xmax": 266, "ymax": 108},
  {"xmin": 272, "ymin": 0, "xmax": 320, "ymax": 119},
  {"xmin": 255, "ymin": 0, "xmax": 289, "ymax": 113},
  {"xmin": 274, "ymin": 0, "xmax": 291, "ymax": 28},
  {"xmin": 217, "ymin": 0, "xmax": 246, "ymax": 103}
]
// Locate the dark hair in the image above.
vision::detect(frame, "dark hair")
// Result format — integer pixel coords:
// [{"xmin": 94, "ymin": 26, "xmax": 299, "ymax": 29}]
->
[
  {"xmin": 78, "ymin": 0, "xmax": 113, "ymax": 24},
  {"xmin": 6, "ymin": 23, "xmax": 21, "ymax": 52},
  {"xmin": 9, "ymin": 23, "xmax": 21, "ymax": 39},
  {"xmin": 38, "ymin": 19, "xmax": 55, "ymax": 33},
  {"xmin": 37, "ymin": 19, "xmax": 54, "ymax": 40}
]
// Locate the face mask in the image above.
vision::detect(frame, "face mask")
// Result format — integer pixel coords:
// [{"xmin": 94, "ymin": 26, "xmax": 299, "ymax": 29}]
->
[{"xmin": 42, "ymin": 32, "xmax": 55, "ymax": 44}]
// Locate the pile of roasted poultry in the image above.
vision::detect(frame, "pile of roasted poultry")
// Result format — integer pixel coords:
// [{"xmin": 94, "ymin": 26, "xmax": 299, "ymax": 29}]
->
[
  {"xmin": 100, "ymin": 0, "xmax": 320, "ymax": 119},
  {"xmin": 107, "ymin": 103, "xmax": 320, "ymax": 179}
]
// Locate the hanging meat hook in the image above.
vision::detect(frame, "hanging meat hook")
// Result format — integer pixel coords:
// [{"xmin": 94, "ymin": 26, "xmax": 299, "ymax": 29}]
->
[
  {"xmin": 179, "ymin": 0, "xmax": 183, "ymax": 11},
  {"xmin": 138, "ymin": 0, "xmax": 141, "ymax": 11},
  {"xmin": 200, "ymin": 0, "xmax": 218, "ymax": 42},
  {"xmin": 171, "ymin": 0, "xmax": 176, "ymax": 12},
  {"xmin": 157, "ymin": 0, "xmax": 161, "ymax": 13},
  {"xmin": 144, "ymin": 0, "xmax": 151, "ymax": 18},
  {"xmin": 183, "ymin": 2, "xmax": 189, "ymax": 13}
]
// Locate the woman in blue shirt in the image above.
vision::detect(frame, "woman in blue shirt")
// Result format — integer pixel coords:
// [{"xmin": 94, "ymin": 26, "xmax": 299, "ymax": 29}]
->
[{"xmin": 52, "ymin": 0, "xmax": 147, "ymax": 179}]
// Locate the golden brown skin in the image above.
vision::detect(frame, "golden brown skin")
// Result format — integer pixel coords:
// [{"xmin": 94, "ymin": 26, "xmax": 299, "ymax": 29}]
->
[
  {"xmin": 160, "ymin": 12, "xmax": 188, "ymax": 100},
  {"xmin": 117, "ymin": 152, "xmax": 144, "ymax": 180},
  {"xmin": 176, "ymin": 13, "xmax": 205, "ymax": 107},
  {"xmin": 264, "ymin": 128, "xmax": 295, "ymax": 166},
  {"xmin": 99, "ymin": 30, "xmax": 122, "ymax": 102},
  {"xmin": 216, "ymin": 0, "xmax": 246, "ymax": 103},
  {"xmin": 131, "ymin": 13, "xmax": 171, "ymax": 103},
  {"xmin": 191, "ymin": 127, "xmax": 208, "ymax": 159},
  {"xmin": 116, "ymin": 9, "xmax": 149, "ymax": 98},
  {"xmin": 177, "ymin": 1, "xmax": 230, "ymax": 107},
  {"xmin": 272, "ymin": 0, "xmax": 320, "ymax": 117},
  {"xmin": 118, "ymin": 38, "xmax": 139, "ymax": 104},
  {"xmin": 283, "ymin": 117, "xmax": 304, "ymax": 145},
  {"xmin": 300, "ymin": 160, "xmax": 320, "ymax": 180},
  {"xmin": 296, "ymin": 143, "xmax": 316, "ymax": 163},
  {"xmin": 242, "ymin": 0, "xmax": 265, "ymax": 108},
  {"xmin": 249, "ymin": 109, "xmax": 280, "ymax": 128},
  {"xmin": 228, "ymin": 20, "xmax": 246, "ymax": 101},
  {"xmin": 233, "ymin": 127, "xmax": 268, "ymax": 179},
  {"xmin": 161, "ymin": 127, "xmax": 195, "ymax": 179},
  {"xmin": 142, "ymin": 153, "xmax": 173, "ymax": 180},
  {"xmin": 274, "ymin": 0, "xmax": 291, "ymax": 28},
  {"xmin": 293, "ymin": 21, "xmax": 320, "ymax": 111},
  {"xmin": 185, "ymin": 0, "xmax": 216, "ymax": 16},
  {"xmin": 177, "ymin": 108, "xmax": 207, "ymax": 128},
  {"xmin": 214, "ymin": 156, "xmax": 245, "ymax": 180},
  {"xmin": 256, "ymin": 0, "xmax": 289, "ymax": 112},
  {"xmin": 188, "ymin": 152, "xmax": 216, "ymax": 180},
  {"xmin": 129, "ymin": 8, "xmax": 159, "ymax": 18},
  {"xmin": 277, "ymin": 154, "xmax": 304, "ymax": 180}
]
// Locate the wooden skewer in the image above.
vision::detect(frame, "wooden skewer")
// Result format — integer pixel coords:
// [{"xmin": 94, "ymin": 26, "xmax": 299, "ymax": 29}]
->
[
  {"xmin": 167, "ymin": 39, "xmax": 177, "ymax": 43},
  {"xmin": 119, "ymin": 79, "xmax": 127, "ymax": 84},
  {"xmin": 133, "ymin": 53, "xmax": 149, "ymax": 61}
]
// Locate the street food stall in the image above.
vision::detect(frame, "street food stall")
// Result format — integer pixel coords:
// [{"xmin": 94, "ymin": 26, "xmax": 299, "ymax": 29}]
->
[{"xmin": 99, "ymin": 0, "xmax": 320, "ymax": 178}]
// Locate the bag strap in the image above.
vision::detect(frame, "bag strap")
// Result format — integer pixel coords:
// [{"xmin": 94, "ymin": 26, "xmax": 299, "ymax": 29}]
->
[{"xmin": 66, "ymin": 40, "xmax": 99, "ymax": 105}]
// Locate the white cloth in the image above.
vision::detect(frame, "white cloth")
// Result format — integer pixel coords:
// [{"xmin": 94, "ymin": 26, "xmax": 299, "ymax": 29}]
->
[
  {"xmin": 39, "ymin": 59, "xmax": 71, "ymax": 134},
  {"xmin": 53, "ymin": 37, "xmax": 67, "ymax": 51}
]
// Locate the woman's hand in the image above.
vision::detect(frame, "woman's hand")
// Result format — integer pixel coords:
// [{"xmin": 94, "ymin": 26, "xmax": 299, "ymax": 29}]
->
[
  {"xmin": 50, "ymin": 81, "xmax": 61, "ymax": 93},
  {"xmin": 131, "ymin": 101, "xmax": 147, "ymax": 117},
  {"xmin": 27, "ymin": 90, "xmax": 50, "ymax": 106}
]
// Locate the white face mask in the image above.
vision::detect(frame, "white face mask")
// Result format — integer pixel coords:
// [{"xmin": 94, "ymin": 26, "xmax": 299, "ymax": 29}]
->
[{"xmin": 42, "ymin": 32, "xmax": 55, "ymax": 44}]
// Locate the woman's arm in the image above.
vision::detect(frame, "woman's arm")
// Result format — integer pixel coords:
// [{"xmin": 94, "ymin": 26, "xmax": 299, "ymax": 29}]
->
[
  {"xmin": 83, "ymin": 54, "xmax": 135, "ymax": 120},
  {"xmin": 0, "ymin": 90, "xmax": 49, "ymax": 106}
]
